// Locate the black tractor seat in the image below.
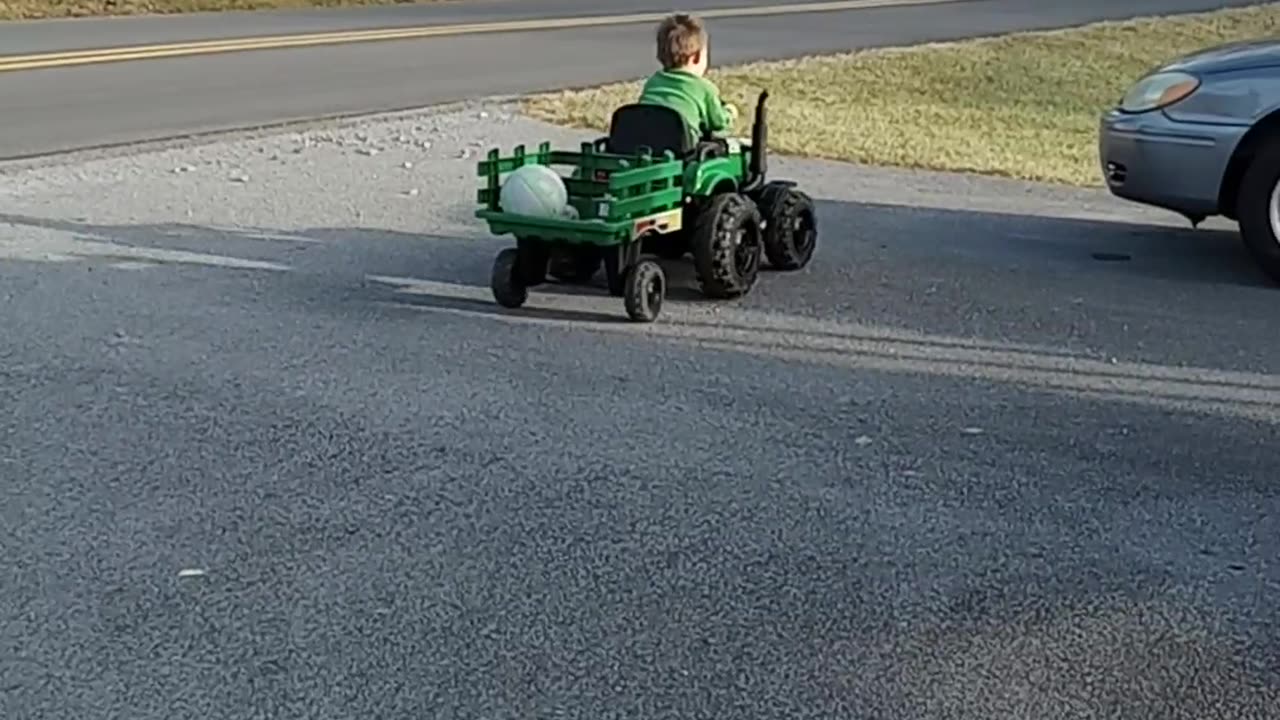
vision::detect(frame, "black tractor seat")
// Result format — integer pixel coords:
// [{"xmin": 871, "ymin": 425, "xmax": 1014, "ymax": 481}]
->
[{"xmin": 606, "ymin": 103, "xmax": 728, "ymax": 162}]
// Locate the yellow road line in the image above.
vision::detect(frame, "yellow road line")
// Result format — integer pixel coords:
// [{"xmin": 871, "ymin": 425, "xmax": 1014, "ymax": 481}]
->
[{"xmin": 0, "ymin": 0, "xmax": 960, "ymax": 72}]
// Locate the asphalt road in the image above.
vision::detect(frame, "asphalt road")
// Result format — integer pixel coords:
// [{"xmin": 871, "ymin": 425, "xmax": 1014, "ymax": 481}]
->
[
  {"xmin": 3, "ymin": 1, "xmax": 1278, "ymax": 717},
  {"xmin": 1, "ymin": 105, "xmax": 1278, "ymax": 719},
  {"xmin": 0, "ymin": 0, "xmax": 1266, "ymax": 159}
]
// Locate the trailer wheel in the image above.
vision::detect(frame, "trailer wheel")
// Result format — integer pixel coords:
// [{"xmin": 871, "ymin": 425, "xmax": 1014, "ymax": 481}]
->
[
  {"xmin": 490, "ymin": 248, "xmax": 528, "ymax": 308},
  {"xmin": 758, "ymin": 182, "xmax": 818, "ymax": 270},
  {"xmin": 623, "ymin": 259, "xmax": 665, "ymax": 322},
  {"xmin": 691, "ymin": 193, "xmax": 763, "ymax": 299}
]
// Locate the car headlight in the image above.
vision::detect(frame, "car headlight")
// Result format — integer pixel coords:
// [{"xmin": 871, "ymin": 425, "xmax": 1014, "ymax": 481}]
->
[{"xmin": 1118, "ymin": 70, "xmax": 1200, "ymax": 113}]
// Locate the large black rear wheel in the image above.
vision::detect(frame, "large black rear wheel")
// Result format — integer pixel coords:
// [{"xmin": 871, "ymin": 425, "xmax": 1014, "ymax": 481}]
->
[{"xmin": 690, "ymin": 193, "xmax": 763, "ymax": 299}]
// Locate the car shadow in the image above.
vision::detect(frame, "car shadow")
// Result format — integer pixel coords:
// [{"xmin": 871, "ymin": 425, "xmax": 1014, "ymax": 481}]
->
[{"xmin": 818, "ymin": 198, "xmax": 1265, "ymax": 289}]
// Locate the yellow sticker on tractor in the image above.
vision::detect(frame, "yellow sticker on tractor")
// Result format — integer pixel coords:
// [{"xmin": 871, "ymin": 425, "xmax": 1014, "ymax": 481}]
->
[{"xmin": 631, "ymin": 209, "xmax": 683, "ymax": 239}]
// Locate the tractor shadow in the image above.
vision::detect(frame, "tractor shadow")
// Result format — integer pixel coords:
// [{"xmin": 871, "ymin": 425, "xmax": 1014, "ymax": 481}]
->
[
  {"xmin": 536, "ymin": 257, "xmax": 732, "ymax": 305},
  {"xmin": 370, "ymin": 277, "xmax": 630, "ymax": 324},
  {"xmin": 0, "ymin": 212, "xmax": 645, "ymax": 325}
]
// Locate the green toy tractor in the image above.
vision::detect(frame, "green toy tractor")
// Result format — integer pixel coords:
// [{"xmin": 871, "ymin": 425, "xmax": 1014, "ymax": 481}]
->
[{"xmin": 474, "ymin": 89, "xmax": 817, "ymax": 322}]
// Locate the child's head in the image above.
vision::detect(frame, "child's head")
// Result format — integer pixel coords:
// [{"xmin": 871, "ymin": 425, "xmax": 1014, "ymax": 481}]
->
[{"xmin": 655, "ymin": 13, "xmax": 709, "ymax": 75}]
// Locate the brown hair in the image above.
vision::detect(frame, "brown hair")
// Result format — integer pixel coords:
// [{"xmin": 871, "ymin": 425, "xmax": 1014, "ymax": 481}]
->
[{"xmin": 655, "ymin": 14, "xmax": 707, "ymax": 69}]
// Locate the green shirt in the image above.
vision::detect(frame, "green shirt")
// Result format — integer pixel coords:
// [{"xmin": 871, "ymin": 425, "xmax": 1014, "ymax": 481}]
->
[{"xmin": 636, "ymin": 68, "xmax": 732, "ymax": 144}]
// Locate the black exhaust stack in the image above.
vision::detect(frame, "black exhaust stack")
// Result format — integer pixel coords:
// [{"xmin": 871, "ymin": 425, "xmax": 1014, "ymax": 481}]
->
[{"xmin": 743, "ymin": 90, "xmax": 769, "ymax": 193}]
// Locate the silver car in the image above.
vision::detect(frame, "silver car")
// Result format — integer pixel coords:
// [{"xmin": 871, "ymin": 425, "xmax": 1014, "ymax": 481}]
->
[{"xmin": 1099, "ymin": 39, "xmax": 1280, "ymax": 282}]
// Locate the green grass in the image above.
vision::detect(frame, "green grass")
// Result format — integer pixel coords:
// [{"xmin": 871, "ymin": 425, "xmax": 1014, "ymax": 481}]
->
[
  {"xmin": 524, "ymin": 3, "xmax": 1280, "ymax": 187},
  {"xmin": 0, "ymin": 0, "xmax": 444, "ymax": 20}
]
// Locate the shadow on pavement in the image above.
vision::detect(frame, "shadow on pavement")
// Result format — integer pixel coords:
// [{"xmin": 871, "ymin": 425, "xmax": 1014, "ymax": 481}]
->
[
  {"xmin": 2, "ymin": 201, "xmax": 1277, "ymax": 421},
  {"xmin": 0, "ymin": 198, "xmax": 1266, "ymax": 291},
  {"xmin": 816, "ymin": 199, "xmax": 1266, "ymax": 289}
]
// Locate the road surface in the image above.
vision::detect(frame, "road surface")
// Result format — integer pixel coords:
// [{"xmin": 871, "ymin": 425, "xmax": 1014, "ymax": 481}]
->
[
  {"xmin": 3, "ymin": 2, "xmax": 1278, "ymax": 717},
  {"xmin": 0, "ymin": 0, "xmax": 1266, "ymax": 159},
  {"xmin": 1, "ymin": 103, "xmax": 1278, "ymax": 720}
]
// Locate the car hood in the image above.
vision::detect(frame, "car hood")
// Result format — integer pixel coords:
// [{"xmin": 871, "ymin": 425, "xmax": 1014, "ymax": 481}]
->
[{"xmin": 1159, "ymin": 37, "xmax": 1280, "ymax": 74}]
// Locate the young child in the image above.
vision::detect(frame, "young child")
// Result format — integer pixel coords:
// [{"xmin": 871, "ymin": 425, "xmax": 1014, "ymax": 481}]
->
[{"xmin": 636, "ymin": 13, "xmax": 738, "ymax": 145}]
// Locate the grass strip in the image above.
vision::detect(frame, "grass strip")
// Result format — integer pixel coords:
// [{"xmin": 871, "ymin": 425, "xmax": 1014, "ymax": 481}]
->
[{"xmin": 524, "ymin": 4, "xmax": 1280, "ymax": 186}]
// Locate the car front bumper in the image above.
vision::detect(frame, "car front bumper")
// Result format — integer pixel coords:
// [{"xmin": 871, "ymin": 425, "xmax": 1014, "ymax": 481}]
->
[{"xmin": 1098, "ymin": 109, "xmax": 1246, "ymax": 219}]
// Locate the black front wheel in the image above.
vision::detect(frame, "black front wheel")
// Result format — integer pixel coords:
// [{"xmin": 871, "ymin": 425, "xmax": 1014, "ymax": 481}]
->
[
  {"xmin": 490, "ymin": 248, "xmax": 528, "ymax": 308},
  {"xmin": 758, "ymin": 182, "xmax": 818, "ymax": 270},
  {"xmin": 623, "ymin": 259, "xmax": 665, "ymax": 322}
]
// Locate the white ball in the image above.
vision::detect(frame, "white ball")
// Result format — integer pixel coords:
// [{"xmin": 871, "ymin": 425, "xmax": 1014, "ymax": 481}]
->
[{"xmin": 500, "ymin": 164, "xmax": 568, "ymax": 218}]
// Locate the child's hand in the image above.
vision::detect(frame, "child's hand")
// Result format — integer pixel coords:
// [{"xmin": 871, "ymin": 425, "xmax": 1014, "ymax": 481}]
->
[{"xmin": 724, "ymin": 102, "xmax": 739, "ymax": 123}]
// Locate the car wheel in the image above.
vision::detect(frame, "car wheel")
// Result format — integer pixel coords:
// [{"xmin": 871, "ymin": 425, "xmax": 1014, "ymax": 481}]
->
[{"xmin": 1236, "ymin": 139, "xmax": 1280, "ymax": 284}]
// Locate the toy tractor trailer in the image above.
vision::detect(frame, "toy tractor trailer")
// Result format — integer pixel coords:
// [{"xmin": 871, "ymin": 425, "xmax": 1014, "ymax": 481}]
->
[{"xmin": 474, "ymin": 90, "xmax": 818, "ymax": 322}]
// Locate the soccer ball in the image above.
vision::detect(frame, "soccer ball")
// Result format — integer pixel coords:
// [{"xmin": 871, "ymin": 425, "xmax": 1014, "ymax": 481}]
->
[{"xmin": 500, "ymin": 164, "xmax": 568, "ymax": 218}]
